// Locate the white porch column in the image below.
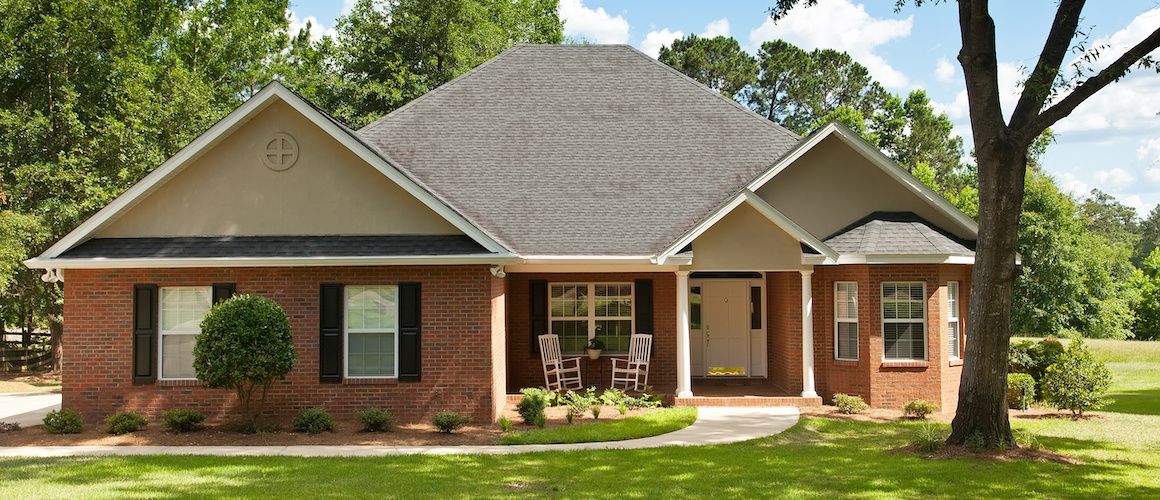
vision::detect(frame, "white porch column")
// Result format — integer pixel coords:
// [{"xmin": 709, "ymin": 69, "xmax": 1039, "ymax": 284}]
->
[
  {"xmin": 675, "ymin": 270, "xmax": 693, "ymax": 397},
  {"xmin": 800, "ymin": 269, "xmax": 818, "ymax": 398}
]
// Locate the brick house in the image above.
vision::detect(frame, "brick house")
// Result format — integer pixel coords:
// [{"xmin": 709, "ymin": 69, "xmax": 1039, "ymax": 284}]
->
[{"xmin": 27, "ymin": 45, "xmax": 976, "ymax": 424}]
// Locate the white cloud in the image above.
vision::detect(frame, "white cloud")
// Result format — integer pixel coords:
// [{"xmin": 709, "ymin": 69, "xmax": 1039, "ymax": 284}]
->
[
  {"xmin": 1081, "ymin": 8, "xmax": 1160, "ymax": 73},
  {"xmin": 934, "ymin": 57, "xmax": 956, "ymax": 83},
  {"xmin": 1057, "ymin": 172, "xmax": 1091, "ymax": 197},
  {"xmin": 747, "ymin": 0, "xmax": 913, "ymax": 88},
  {"xmin": 701, "ymin": 18, "xmax": 730, "ymax": 38},
  {"xmin": 559, "ymin": 0, "xmax": 630, "ymax": 44},
  {"xmin": 1093, "ymin": 167, "xmax": 1135, "ymax": 190},
  {"xmin": 640, "ymin": 28, "xmax": 684, "ymax": 58},
  {"xmin": 1052, "ymin": 76, "xmax": 1160, "ymax": 137},
  {"xmin": 1139, "ymin": 138, "xmax": 1160, "ymax": 163},
  {"xmin": 1144, "ymin": 167, "xmax": 1160, "ymax": 183},
  {"xmin": 288, "ymin": 11, "xmax": 336, "ymax": 42},
  {"xmin": 341, "ymin": 0, "xmax": 357, "ymax": 15}
]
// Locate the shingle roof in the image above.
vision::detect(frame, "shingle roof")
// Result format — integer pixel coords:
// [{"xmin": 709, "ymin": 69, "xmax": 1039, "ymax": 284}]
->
[
  {"xmin": 358, "ymin": 45, "xmax": 801, "ymax": 256},
  {"xmin": 823, "ymin": 212, "xmax": 975, "ymax": 255},
  {"xmin": 58, "ymin": 235, "xmax": 487, "ymax": 259}
]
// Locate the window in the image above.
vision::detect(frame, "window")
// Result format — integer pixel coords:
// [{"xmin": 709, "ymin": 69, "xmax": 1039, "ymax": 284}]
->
[
  {"xmin": 159, "ymin": 286, "xmax": 212, "ymax": 380},
  {"xmin": 834, "ymin": 282, "xmax": 858, "ymax": 360},
  {"xmin": 345, "ymin": 286, "xmax": 398, "ymax": 377},
  {"xmin": 947, "ymin": 281, "xmax": 961, "ymax": 359},
  {"xmin": 549, "ymin": 283, "xmax": 633, "ymax": 354},
  {"xmin": 882, "ymin": 282, "xmax": 926, "ymax": 361}
]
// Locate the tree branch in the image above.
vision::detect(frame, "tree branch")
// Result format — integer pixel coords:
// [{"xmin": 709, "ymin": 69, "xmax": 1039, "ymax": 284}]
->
[
  {"xmin": 1024, "ymin": 25, "xmax": 1160, "ymax": 141},
  {"xmin": 958, "ymin": 0, "xmax": 1008, "ymax": 145},
  {"xmin": 1008, "ymin": 0, "xmax": 1086, "ymax": 131}
]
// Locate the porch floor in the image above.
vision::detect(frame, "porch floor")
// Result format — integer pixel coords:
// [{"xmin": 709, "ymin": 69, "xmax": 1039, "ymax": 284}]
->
[{"xmin": 662, "ymin": 378, "xmax": 824, "ymax": 407}]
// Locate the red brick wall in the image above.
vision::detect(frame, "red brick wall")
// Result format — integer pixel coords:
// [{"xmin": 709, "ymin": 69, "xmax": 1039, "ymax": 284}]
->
[
  {"xmin": 810, "ymin": 265, "xmax": 872, "ymax": 402},
  {"xmin": 766, "ymin": 272, "xmax": 803, "ymax": 394},
  {"xmin": 938, "ymin": 265, "xmax": 971, "ymax": 411},
  {"xmin": 62, "ymin": 266, "xmax": 503, "ymax": 424},
  {"xmin": 505, "ymin": 273, "xmax": 676, "ymax": 392}
]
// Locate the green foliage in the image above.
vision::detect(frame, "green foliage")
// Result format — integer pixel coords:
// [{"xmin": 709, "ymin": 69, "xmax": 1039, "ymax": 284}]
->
[
  {"xmin": 104, "ymin": 411, "xmax": 147, "ymax": 435},
  {"xmin": 292, "ymin": 407, "xmax": 335, "ymax": 434},
  {"xmin": 658, "ymin": 35, "xmax": 757, "ymax": 99},
  {"xmin": 902, "ymin": 400, "xmax": 937, "ymax": 420},
  {"xmin": 497, "ymin": 417, "xmax": 512, "ymax": 432},
  {"xmin": 161, "ymin": 409, "xmax": 206, "ymax": 433},
  {"xmin": 432, "ymin": 411, "xmax": 470, "ymax": 433},
  {"xmin": 357, "ymin": 408, "xmax": 396, "ymax": 432},
  {"xmin": 1042, "ymin": 340, "xmax": 1113, "ymax": 418},
  {"xmin": 1006, "ymin": 373, "xmax": 1037, "ymax": 410},
  {"xmin": 599, "ymin": 388, "xmax": 626, "ymax": 406},
  {"xmin": 591, "ymin": 405, "xmax": 602, "ymax": 419},
  {"xmin": 42, "ymin": 408, "xmax": 82, "ymax": 434},
  {"xmin": 194, "ymin": 294, "xmax": 295, "ymax": 431},
  {"xmin": 1010, "ymin": 338, "xmax": 1065, "ymax": 400},
  {"xmin": 533, "ymin": 411, "xmax": 546, "ymax": 429},
  {"xmin": 516, "ymin": 389, "xmax": 548, "ymax": 425},
  {"xmin": 1130, "ymin": 248, "xmax": 1160, "ymax": 340},
  {"xmin": 832, "ymin": 393, "xmax": 868, "ymax": 414},
  {"xmin": 911, "ymin": 422, "xmax": 946, "ymax": 452},
  {"xmin": 563, "ymin": 388, "xmax": 597, "ymax": 422}
]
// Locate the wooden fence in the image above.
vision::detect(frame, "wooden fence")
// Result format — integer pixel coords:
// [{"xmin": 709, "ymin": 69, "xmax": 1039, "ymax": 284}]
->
[{"xmin": 1, "ymin": 333, "xmax": 54, "ymax": 372}]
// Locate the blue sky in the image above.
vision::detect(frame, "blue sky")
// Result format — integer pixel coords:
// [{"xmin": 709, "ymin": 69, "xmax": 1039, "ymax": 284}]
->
[{"xmin": 291, "ymin": 0, "xmax": 1160, "ymax": 213}]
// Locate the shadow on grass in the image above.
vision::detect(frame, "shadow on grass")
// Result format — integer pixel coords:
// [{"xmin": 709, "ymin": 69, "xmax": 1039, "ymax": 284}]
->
[{"xmin": 1103, "ymin": 388, "xmax": 1160, "ymax": 416}]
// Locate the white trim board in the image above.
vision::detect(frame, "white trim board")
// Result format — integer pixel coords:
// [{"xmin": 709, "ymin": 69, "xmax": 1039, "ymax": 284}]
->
[
  {"xmin": 25, "ymin": 254, "xmax": 518, "ymax": 269},
  {"xmin": 29, "ymin": 82, "xmax": 512, "ymax": 267}
]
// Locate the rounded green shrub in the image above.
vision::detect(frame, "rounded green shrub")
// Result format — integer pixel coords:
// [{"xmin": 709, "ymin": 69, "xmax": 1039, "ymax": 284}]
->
[
  {"xmin": 105, "ymin": 411, "xmax": 148, "ymax": 435},
  {"xmin": 293, "ymin": 407, "xmax": 334, "ymax": 434},
  {"xmin": 43, "ymin": 408, "xmax": 83, "ymax": 434},
  {"xmin": 1009, "ymin": 338, "xmax": 1065, "ymax": 400},
  {"xmin": 1006, "ymin": 373, "xmax": 1036, "ymax": 410},
  {"xmin": 357, "ymin": 408, "xmax": 395, "ymax": 432},
  {"xmin": 432, "ymin": 411, "xmax": 470, "ymax": 433},
  {"xmin": 161, "ymin": 409, "xmax": 206, "ymax": 433},
  {"xmin": 497, "ymin": 417, "xmax": 513, "ymax": 432},
  {"xmin": 517, "ymin": 388, "xmax": 548, "ymax": 425},
  {"xmin": 902, "ymin": 400, "xmax": 938, "ymax": 419},
  {"xmin": 832, "ymin": 393, "xmax": 868, "ymax": 414},
  {"xmin": 1042, "ymin": 340, "xmax": 1112, "ymax": 419}
]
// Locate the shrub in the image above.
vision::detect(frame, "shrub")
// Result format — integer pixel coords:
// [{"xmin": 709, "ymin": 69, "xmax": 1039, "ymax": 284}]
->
[
  {"xmin": 1006, "ymin": 373, "xmax": 1037, "ymax": 410},
  {"xmin": 600, "ymin": 388, "xmax": 626, "ymax": 406},
  {"xmin": 1009, "ymin": 338, "xmax": 1065, "ymax": 400},
  {"xmin": 517, "ymin": 388, "xmax": 548, "ymax": 425},
  {"xmin": 497, "ymin": 417, "xmax": 512, "ymax": 432},
  {"xmin": 292, "ymin": 407, "xmax": 334, "ymax": 434},
  {"xmin": 105, "ymin": 411, "xmax": 148, "ymax": 435},
  {"xmin": 357, "ymin": 408, "xmax": 395, "ymax": 432},
  {"xmin": 161, "ymin": 409, "xmax": 206, "ymax": 433},
  {"xmin": 43, "ymin": 409, "xmax": 83, "ymax": 434},
  {"xmin": 911, "ymin": 422, "xmax": 946, "ymax": 452},
  {"xmin": 533, "ymin": 412, "xmax": 546, "ymax": 429},
  {"xmin": 194, "ymin": 294, "xmax": 296, "ymax": 432},
  {"xmin": 432, "ymin": 411, "xmax": 470, "ymax": 433},
  {"xmin": 591, "ymin": 405, "xmax": 602, "ymax": 419},
  {"xmin": 902, "ymin": 400, "xmax": 938, "ymax": 420},
  {"xmin": 617, "ymin": 403, "xmax": 628, "ymax": 416},
  {"xmin": 0, "ymin": 422, "xmax": 20, "ymax": 432},
  {"xmin": 832, "ymin": 393, "xmax": 868, "ymax": 414},
  {"xmin": 1042, "ymin": 339, "xmax": 1113, "ymax": 419},
  {"xmin": 563, "ymin": 388, "xmax": 596, "ymax": 423}
]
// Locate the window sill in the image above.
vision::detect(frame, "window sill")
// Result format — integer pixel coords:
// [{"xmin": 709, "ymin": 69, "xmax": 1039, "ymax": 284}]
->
[
  {"xmin": 834, "ymin": 359, "xmax": 860, "ymax": 366},
  {"xmin": 158, "ymin": 379, "xmax": 201, "ymax": 387},
  {"xmin": 949, "ymin": 358, "xmax": 964, "ymax": 367},
  {"xmin": 880, "ymin": 360, "xmax": 929, "ymax": 369},
  {"xmin": 343, "ymin": 377, "xmax": 398, "ymax": 385}
]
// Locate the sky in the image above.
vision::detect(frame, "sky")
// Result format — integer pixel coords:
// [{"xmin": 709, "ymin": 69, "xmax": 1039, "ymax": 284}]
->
[{"xmin": 291, "ymin": 0, "xmax": 1160, "ymax": 214}]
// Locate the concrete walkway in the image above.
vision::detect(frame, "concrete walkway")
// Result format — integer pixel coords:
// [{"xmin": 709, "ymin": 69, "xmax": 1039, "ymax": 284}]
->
[
  {"xmin": 0, "ymin": 392, "xmax": 61, "ymax": 428},
  {"xmin": 0, "ymin": 406, "xmax": 798, "ymax": 457}
]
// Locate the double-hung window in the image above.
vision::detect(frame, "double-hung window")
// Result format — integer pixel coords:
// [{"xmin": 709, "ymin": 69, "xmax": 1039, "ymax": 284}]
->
[
  {"xmin": 345, "ymin": 286, "xmax": 398, "ymax": 378},
  {"xmin": 159, "ymin": 286, "xmax": 212, "ymax": 380},
  {"xmin": 947, "ymin": 281, "xmax": 961, "ymax": 359},
  {"xmin": 549, "ymin": 283, "xmax": 633, "ymax": 355},
  {"xmin": 834, "ymin": 282, "xmax": 858, "ymax": 361},
  {"xmin": 882, "ymin": 282, "xmax": 926, "ymax": 361}
]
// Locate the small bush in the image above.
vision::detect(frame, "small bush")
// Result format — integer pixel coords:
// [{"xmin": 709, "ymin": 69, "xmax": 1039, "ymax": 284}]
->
[
  {"xmin": 1014, "ymin": 428, "xmax": 1041, "ymax": 450},
  {"xmin": 517, "ymin": 388, "xmax": 548, "ymax": 425},
  {"xmin": 902, "ymin": 400, "xmax": 938, "ymax": 420},
  {"xmin": 105, "ymin": 411, "xmax": 148, "ymax": 435},
  {"xmin": 432, "ymin": 411, "xmax": 470, "ymax": 433},
  {"xmin": 292, "ymin": 407, "xmax": 334, "ymax": 434},
  {"xmin": 1042, "ymin": 339, "xmax": 1113, "ymax": 419},
  {"xmin": 911, "ymin": 422, "xmax": 946, "ymax": 452},
  {"xmin": 833, "ymin": 393, "xmax": 868, "ymax": 414},
  {"xmin": 617, "ymin": 403, "xmax": 628, "ymax": 416},
  {"xmin": 1009, "ymin": 338, "xmax": 1065, "ymax": 400},
  {"xmin": 497, "ymin": 417, "xmax": 512, "ymax": 432},
  {"xmin": 533, "ymin": 412, "xmax": 546, "ymax": 429},
  {"xmin": 1007, "ymin": 373, "xmax": 1036, "ymax": 410},
  {"xmin": 357, "ymin": 408, "xmax": 395, "ymax": 432},
  {"xmin": 43, "ymin": 409, "xmax": 83, "ymax": 434},
  {"xmin": 600, "ymin": 388, "xmax": 626, "ymax": 406},
  {"xmin": 161, "ymin": 409, "xmax": 206, "ymax": 433},
  {"xmin": 591, "ymin": 405, "xmax": 602, "ymax": 419},
  {"xmin": 0, "ymin": 422, "xmax": 20, "ymax": 432}
]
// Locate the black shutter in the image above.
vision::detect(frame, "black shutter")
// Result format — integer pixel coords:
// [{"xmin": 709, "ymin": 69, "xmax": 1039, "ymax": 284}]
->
[
  {"xmin": 398, "ymin": 282, "xmax": 422, "ymax": 381},
  {"xmin": 132, "ymin": 284, "xmax": 158, "ymax": 385},
  {"xmin": 634, "ymin": 279, "xmax": 654, "ymax": 334},
  {"xmin": 319, "ymin": 284, "xmax": 343, "ymax": 383},
  {"xmin": 212, "ymin": 283, "xmax": 236, "ymax": 304},
  {"xmin": 529, "ymin": 280, "xmax": 548, "ymax": 354}
]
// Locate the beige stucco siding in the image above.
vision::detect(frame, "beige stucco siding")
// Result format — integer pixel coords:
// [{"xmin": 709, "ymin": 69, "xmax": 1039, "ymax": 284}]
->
[
  {"xmin": 96, "ymin": 100, "xmax": 462, "ymax": 238},
  {"xmin": 755, "ymin": 136, "xmax": 972, "ymax": 241},
  {"xmin": 691, "ymin": 202, "xmax": 806, "ymax": 271}
]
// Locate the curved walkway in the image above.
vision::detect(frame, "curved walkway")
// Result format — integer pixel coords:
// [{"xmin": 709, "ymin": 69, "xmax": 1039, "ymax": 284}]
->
[{"xmin": 0, "ymin": 406, "xmax": 799, "ymax": 458}]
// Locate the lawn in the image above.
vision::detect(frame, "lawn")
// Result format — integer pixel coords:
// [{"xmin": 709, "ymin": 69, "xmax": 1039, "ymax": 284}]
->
[
  {"xmin": 499, "ymin": 407, "xmax": 696, "ymax": 444},
  {"xmin": 1, "ymin": 339, "xmax": 1157, "ymax": 499}
]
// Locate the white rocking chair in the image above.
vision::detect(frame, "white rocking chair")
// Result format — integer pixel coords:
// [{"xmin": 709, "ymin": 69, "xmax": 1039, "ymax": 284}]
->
[
  {"xmin": 611, "ymin": 333, "xmax": 652, "ymax": 391},
  {"xmin": 538, "ymin": 334, "xmax": 583, "ymax": 391}
]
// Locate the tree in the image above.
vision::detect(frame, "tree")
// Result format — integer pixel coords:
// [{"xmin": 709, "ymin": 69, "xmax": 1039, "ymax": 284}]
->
[
  {"xmin": 1041, "ymin": 339, "xmax": 1112, "ymax": 419},
  {"xmin": 770, "ymin": 0, "xmax": 1160, "ymax": 448},
  {"xmin": 658, "ymin": 35, "xmax": 757, "ymax": 99},
  {"xmin": 194, "ymin": 295, "xmax": 296, "ymax": 431},
  {"xmin": 1080, "ymin": 189, "xmax": 1140, "ymax": 248},
  {"xmin": 1134, "ymin": 206, "xmax": 1160, "ymax": 266},
  {"xmin": 1131, "ymin": 248, "xmax": 1160, "ymax": 340}
]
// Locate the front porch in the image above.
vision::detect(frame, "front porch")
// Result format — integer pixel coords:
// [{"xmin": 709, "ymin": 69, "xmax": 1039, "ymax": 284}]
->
[{"xmin": 663, "ymin": 379, "xmax": 823, "ymax": 407}]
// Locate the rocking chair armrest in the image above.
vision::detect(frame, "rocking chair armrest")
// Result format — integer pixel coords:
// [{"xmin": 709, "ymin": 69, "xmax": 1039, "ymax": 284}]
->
[
  {"xmin": 560, "ymin": 356, "xmax": 583, "ymax": 367},
  {"xmin": 610, "ymin": 357, "xmax": 630, "ymax": 369}
]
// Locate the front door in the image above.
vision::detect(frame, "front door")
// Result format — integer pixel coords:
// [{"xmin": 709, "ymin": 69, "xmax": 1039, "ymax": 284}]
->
[{"xmin": 702, "ymin": 280, "xmax": 750, "ymax": 376}]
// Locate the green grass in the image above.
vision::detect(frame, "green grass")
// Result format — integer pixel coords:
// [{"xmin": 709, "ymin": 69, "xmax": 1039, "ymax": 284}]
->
[
  {"xmin": 2, "ymin": 339, "xmax": 1157, "ymax": 498},
  {"xmin": 499, "ymin": 407, "xmax": 696, "ymax": 445}
]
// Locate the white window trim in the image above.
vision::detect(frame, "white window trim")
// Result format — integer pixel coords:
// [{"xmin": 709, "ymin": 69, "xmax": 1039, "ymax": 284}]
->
[
  {"xmin": 548, "ymin": 282, "xmax": 634, "ymax": 355},
  {"xmin": 881, "ymin": 282, "xmax": 928, "ymax": 362},
  {"xmin": 158, "ymin": 286, "xmax": 212, "ymax": 381},
  {"xmin": 834, "ymin": 281, "xmax": 859, "ymax": 361},
  {"xmin": 947, "ymin": 281, "xmax": 961, "ymax": 360},
  {"xmin": 344, "ymin": 285, "xmax": 400, "ymax": 379}
]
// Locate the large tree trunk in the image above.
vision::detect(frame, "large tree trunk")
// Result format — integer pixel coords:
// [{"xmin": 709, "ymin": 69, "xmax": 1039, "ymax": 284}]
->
[{"xmin": 948, "ymin": 139, "xmax": 1027, "ymax": 448}]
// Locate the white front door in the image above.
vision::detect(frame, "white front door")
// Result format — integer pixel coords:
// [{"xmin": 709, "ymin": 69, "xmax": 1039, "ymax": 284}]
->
[{"xmin": 702, "ymin": 280, "xmax": 750, "ymax": 376}]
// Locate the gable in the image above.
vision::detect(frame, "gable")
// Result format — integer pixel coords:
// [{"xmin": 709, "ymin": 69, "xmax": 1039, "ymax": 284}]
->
[
  {"xmin": 95, "ymin": 99, "xmax": 462, "ymax": 239},
  {"xmin": 691, "ymin": 202, "xmax": 806, "ymax": 271},
  {"xmin": 754, "ymin": 134, "xmax": 975, "ymax": 241}
]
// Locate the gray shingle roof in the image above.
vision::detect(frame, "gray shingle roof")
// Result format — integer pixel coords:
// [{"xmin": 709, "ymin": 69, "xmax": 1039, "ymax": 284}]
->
[
  {"xmin": 824, "ymin": 212, "xmax": 975, "ymax": 255},
  {"xmin": 358, "ymin": 45, "xmax": 801, "ymax": 256},
  {"xmin": 59, "ymin": 235, "xmax": 487, "ymax": 259}
]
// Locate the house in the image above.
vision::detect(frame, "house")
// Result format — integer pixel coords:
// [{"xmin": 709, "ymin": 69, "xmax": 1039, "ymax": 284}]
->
[{"xmin": 26, "ymin": 45, "xmax": 976, "ymax": 424}]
